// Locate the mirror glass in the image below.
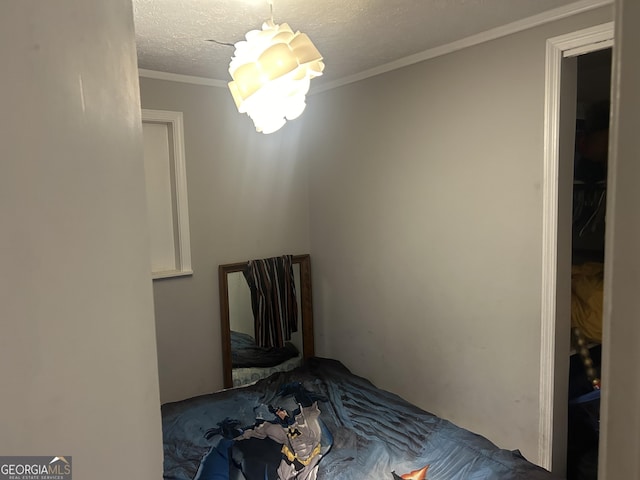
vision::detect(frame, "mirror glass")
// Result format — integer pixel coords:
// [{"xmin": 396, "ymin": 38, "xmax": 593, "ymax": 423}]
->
[
  {"xmin": 219, "ymin": 254, "xmax": 314, "ymax": 388},
  {"xmin": 228, "ymin": 266, "xmax": 305, "ymax": 356}
]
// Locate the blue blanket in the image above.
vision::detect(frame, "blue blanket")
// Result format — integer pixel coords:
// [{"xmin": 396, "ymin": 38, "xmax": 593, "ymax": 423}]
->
[
  {"xmin": 231, "ymin": 331, "xmax": 299, "ymax": 368},
  {"xmin": 162, "ymin": 358, "xmax": 559, "ymax": 480}
]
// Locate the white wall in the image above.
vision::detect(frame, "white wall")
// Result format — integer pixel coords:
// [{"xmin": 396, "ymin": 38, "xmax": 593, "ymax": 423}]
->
[
  {"xmin": 302, "ymin": 6, "xmax": 612, "ymax": 465},
  {"xmin": 229, "ymin": 271, "xmax": 255, "ymax": 336},
  {"xmin": 599, "ymin": 0, "xmax": 640, "ymax": 476},
  {"xmin": 138, "ymin": 78, "xmax": 311, "ymax": 403},
  {"xmin": 0, "ymin": 1, "xmax": 162, "ymax": 478}
]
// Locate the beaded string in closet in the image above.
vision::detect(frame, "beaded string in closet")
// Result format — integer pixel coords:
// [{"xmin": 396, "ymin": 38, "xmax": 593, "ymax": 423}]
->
[{"xmin": 571, "ymin": 326, "xmax": 601, "ymax": 390}]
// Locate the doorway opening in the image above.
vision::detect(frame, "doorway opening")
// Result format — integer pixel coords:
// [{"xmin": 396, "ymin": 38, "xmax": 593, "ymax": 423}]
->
[
  {"xmin": 539, "ymin": 22, "xmax": 613, "ymax": 477},
  {"xmin": 566, "ymin": 47, "xmax": 611, "ymax": 480}
]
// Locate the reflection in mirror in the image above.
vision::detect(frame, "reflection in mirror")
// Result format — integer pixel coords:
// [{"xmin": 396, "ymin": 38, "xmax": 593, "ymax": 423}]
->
[
  {"xmin": 228, "ymin": 267, "xmax": 305, "ymax": 356},
  {"xmin": 219, "ymin": 254, "xmax": 314, "ymax": 388}
]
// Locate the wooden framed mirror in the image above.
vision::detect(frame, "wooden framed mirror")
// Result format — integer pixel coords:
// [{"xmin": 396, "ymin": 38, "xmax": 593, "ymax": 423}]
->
[{"xmin": 219, "ymin": 254, "xmax": 314, "ymax": 388}]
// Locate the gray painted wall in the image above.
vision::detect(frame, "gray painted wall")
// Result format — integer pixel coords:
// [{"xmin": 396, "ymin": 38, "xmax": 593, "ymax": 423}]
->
[
  {"xmin": 302, "ymin": 7, "xmax": 612, "ymax": 465},
  {"xmin": 0, "ymin": 1, "xmax": 163, "ymax": 478},
  {"xmin": 599, "ymin": 0, "xmax": 640, "ymax": 476},
  {"xmin": 139, "ymin": 78, "xmax": 311, "ymax": 403}
]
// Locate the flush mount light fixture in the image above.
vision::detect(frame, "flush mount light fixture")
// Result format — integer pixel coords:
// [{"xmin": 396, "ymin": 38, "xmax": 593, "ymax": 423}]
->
[{"xmin": 227, "ymin": 0, "xmax": 324, "ymax": 134}]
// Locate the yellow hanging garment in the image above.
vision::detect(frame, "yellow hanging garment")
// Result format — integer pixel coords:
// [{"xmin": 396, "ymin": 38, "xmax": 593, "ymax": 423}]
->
[{"xmin": 571, "ymin": 262, "xmax": 604, "ymax": 343}]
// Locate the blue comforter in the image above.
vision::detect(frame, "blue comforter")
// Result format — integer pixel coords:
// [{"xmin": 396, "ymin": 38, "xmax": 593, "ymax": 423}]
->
[
  {"xmin": 162, "ymin": 357, "xmax": 559, "ymax": 480},
  {"xmin": 231, "ymin": 331, "xmax": 299, "ymax": 368}
]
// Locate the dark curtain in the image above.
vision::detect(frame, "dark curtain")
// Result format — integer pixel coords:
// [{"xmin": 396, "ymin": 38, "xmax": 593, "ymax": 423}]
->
[{"xmin": 243, "ymin": 255, "xmax": 298, "ymax": 348}]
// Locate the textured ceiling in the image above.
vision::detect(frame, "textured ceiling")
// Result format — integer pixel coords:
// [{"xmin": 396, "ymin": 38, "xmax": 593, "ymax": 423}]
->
[{"xmin": 133, "ymin": 0, "xmax": 587, "ymax": 88}]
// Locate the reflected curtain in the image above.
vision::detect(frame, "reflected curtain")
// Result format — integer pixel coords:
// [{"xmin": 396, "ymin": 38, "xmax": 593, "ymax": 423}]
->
[{"xmin": 243, "ymin": 255, "xmax": 298, "ymax": 348}]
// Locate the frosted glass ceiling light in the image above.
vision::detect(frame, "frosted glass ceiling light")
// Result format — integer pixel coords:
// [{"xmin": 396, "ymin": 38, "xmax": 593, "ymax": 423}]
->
[{"xmin": 228, "ymin": 0, "xmax": 324, "ymax": 134}]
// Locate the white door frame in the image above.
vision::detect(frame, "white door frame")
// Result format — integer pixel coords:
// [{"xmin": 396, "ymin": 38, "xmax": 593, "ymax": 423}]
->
[{"xmin": 539, "ymin": 22, "xmax": 614, "ymax": 471}]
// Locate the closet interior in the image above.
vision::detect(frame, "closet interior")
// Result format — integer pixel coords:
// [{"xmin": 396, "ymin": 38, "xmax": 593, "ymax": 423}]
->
[{"xmin": 566, "ymin": 47, "xmax": 611, "ymax": 480}]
